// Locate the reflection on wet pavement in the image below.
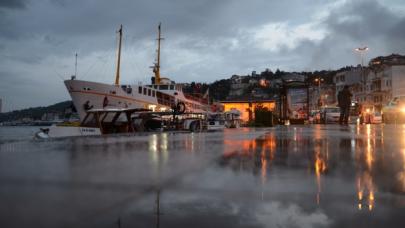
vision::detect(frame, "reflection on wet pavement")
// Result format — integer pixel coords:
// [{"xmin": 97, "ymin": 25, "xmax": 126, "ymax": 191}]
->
[{"xmin": 1, "ymin": 125, "xmax": 405, "ymax": 227}]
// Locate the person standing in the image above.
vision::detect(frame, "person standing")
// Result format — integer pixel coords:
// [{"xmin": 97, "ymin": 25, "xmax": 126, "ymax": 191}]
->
[{"xmin": 338, "ymin": 85, "xmax": 352, "ymax": 124}]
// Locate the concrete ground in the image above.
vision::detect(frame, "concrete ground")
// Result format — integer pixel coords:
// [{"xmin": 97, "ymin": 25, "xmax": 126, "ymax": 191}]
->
[{"xmin": 1, "ymin": 125, "xmax": 405, "ymax": 228}]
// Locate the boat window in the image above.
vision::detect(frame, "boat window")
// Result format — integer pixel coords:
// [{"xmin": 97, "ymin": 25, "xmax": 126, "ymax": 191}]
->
[
  {"xmin": 143, "ymin": 88, "xmax": 147, "ymax": 95},
  {"xmin": 138, "ymin": 86, "xmax": 142, "ymax": 94},
  {"xmin": 148, "ymin": 89, "xmax": 151, "ymax": 96},
  {"xmin": 154, "ymin": 85, "xmax": 158, "ymax": 89},
  {"xmin": 170, "ymin": 85, "xmax": 174, "ymax": 90},
  {"xmin": 152, "ymin": 90, "xmax": 156, "ymax": 97},
  {"xmin": 126, "ymin": 87, "xmax": 132, "ymax": 94},
  {"xmin": 160, "ymin": 85, "xmax": 168, "ymax": 90}
]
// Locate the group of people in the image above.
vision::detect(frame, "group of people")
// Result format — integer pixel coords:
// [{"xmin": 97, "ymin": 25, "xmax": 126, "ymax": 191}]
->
[{"xmin": 337, "ymin": 85, "xmax": 353, "ymax": 125}]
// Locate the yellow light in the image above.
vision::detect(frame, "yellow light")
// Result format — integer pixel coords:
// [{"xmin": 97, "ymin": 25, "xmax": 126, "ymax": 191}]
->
[
  {"xmin": 148, "ymin": 104, "xmax": 157, "ymax": 112},
  {"xmin": 366, "ymin": 108, "xmax": 370, "ymax": 113},
  {"xmin": 401, "ymin": 107, "xmax": 405, "ymax": 113},
  {"xmin": 358, "ymin": 191, "xmax": 363, "ymax": 200}
]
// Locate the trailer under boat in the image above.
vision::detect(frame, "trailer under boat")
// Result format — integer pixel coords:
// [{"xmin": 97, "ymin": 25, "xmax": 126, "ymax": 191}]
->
[
  {"xmin": 35, "ymin": 108, "xmax": 230, "ymax": 139},
  {"xmin": 35, "ymin": 108, "xmax": 151, "ymax": 139}
]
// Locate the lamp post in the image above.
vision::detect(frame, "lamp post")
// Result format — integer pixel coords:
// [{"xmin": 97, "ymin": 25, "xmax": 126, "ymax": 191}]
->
[
  {"xmin": 354, "ymin": 46, "xmax": 369, "ymax": 106},
  {"xmin": 315, "ymin": 77, "xmax": 324, "ymax": 107}
]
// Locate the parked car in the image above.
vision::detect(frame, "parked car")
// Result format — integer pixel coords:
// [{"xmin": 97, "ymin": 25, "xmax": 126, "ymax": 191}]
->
[
  {"xmin": 361, "ymin": 110, "xmax": 382, "ymax": 124},
  {"xmin": 320, "ymin": 107, "xmax": 340, "ymax": 124},
  {"xmin": 371, "ymin": 112, "xmax": 382, "ymax": 124},
  {"xmin": 382, "ymin": 96, "xmax": 405, "ymax": 124}
]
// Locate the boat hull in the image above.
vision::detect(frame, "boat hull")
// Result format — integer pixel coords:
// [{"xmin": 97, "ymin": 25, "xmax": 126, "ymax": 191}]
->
[
  {"xmin": 65, "ymin": 80, "xmax": 158, "ymax": 121},
  {"xmin": 35, "ymin": 125, "xmax": 101, "ymax": 139}
]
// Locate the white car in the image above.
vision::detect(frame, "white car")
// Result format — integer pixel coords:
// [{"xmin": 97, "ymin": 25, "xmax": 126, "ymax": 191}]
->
[
  {"xmin": 371, "ymin": 112, "xmax": 382, "ymax": 124},
  {"xmin": 321, "ymin": 107, "xmax": 341, "ymax": 124}
]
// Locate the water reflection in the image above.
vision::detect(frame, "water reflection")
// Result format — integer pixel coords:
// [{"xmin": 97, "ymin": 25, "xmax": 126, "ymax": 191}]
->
[
  {"xmin": 355, "ymin": 125, "xmax": 376, "ymax": 211},
  {"xmin": 220, "ymin": 125, "xmax": 405, "ymax": 209}
]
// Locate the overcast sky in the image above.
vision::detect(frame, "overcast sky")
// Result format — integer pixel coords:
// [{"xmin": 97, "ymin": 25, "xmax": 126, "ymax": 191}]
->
[{"xmin": 1, "ymin": 0, "xmax": 405, "ymax": 111}]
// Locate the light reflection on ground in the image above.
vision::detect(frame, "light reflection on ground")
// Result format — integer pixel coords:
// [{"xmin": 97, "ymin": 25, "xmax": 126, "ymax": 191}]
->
[{"xmin": 0, "ymin": 125, "xmax": 405, "ymax": 227}]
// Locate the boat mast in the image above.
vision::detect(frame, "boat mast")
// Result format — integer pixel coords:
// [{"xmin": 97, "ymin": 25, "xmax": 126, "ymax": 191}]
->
[
  {"xmin": 74, "ymin": 53, "xmax": 78, "ymax": 77},
  {"xmin": 115, "ymin": 24, "xmax": 123, "ymax": 86},
  {"xmin": 154, "ymin": 23, "xmax": 163, "ymax": 84}
]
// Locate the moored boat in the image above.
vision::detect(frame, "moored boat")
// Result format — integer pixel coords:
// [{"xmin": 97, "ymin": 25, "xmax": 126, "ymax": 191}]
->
[{"xmin": 65, "ymin": 24, "xmax": 211, "ymax": 122}]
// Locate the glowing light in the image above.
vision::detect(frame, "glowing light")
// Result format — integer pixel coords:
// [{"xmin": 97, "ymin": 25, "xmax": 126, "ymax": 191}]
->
[
  {"xmin": 401, "ymin": 107, "xmax": 405, "ymax": 113},
  {"xmin": 148, "ymin": 104, "xmax": 157, "ymax": 112},
  {"xmin": 358, "ymin": 191, "xmax": 363, "ymax": 201}
]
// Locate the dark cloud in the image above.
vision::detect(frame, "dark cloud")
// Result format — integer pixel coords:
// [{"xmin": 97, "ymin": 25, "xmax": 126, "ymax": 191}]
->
[
  {"xmin": 325, "ymin": 0, "xmax": 398, "ymax": 41},
  {"xmin": 0, "ymin": 0, "xmax": 405, "ymax": 111},
  {"xmin": 301, "ymin": 0, "xmax": 405, "ymax": 69},
  {"xmin": 0, "ymin": 0, "xmax": 27, "ymax": 9}
]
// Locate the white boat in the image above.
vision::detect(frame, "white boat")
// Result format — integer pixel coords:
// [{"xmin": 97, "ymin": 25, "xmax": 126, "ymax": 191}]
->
[{"xmin": 65, "ymin": 24, "xmax": 211, "ymax": 122}]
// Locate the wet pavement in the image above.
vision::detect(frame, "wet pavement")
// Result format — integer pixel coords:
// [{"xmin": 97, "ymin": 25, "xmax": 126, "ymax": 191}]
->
[{"xmin": 1, "ymin": 125, "xmax": 405, "ymax": 228}]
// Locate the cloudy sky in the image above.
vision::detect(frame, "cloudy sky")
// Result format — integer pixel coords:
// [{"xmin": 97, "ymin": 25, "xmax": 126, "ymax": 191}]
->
[{"xmin": 1, "ymin": 0, "xmax": 405, "ymax": 111}]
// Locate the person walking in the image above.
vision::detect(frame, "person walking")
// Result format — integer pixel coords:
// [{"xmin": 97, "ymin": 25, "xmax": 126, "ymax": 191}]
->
[{"xmin": 338, "ymin": 85, "xmax": 352, "ymax": 125}]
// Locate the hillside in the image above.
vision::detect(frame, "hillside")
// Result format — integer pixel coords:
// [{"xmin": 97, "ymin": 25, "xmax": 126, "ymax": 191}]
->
[{"xmin": 0, "ymin": 101, "xmax": 73, "ymax": 122}]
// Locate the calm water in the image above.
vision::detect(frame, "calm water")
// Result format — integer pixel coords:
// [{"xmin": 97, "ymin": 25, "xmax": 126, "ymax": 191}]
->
[
  {"xmin": 0, "ymin": 125, "xmax": 405, "ymax": 228},
  {"xmin": 0, "ymin": 126, "xmax": 42, "ymax": 142}
]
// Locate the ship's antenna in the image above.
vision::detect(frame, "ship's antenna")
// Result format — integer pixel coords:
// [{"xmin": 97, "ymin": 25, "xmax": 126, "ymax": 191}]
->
[
  {"xmin": 115, "ymin": 24, "xmax": 123, "ymax": 86},
  {"xmin": 153, "ymin": 23, "xmax": 163, "ymax": 84},
  {"xmin": 74, "ymin": 53, "xmax": 78, "ymax": 77}
]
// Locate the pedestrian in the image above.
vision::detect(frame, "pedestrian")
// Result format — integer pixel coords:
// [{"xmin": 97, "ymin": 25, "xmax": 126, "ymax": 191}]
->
[{"xmin": 337, "ymin": 85, "xmax": 352, "ymax": 125}]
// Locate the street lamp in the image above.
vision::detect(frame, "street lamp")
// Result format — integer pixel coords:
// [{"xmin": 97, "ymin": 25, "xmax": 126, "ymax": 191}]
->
[
  {"xmin": 354, "ymin": 46, "xmax": 369, "ymax": 67},
  {"xmin": 314, "ymin": 77, "xmax": 324, "ymax": 107},
  {"xmin": 354, "ymin": 46, "xmax": 369, "ymax": 105}
]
